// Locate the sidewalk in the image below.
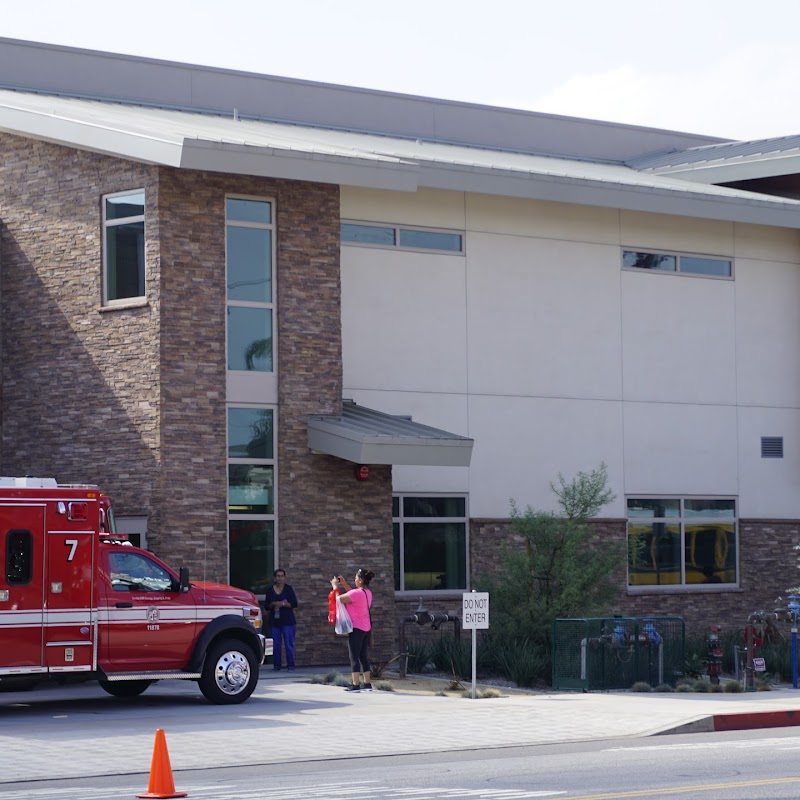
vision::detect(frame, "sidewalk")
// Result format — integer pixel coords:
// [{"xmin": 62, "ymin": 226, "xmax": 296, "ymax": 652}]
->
[
  {"xmin": 262, "ymin": 665, "xmax": 800, "ymax": 736},
  {"xmin": 3, "ymin": 667, "xmax": 800, "ymax": 784}
]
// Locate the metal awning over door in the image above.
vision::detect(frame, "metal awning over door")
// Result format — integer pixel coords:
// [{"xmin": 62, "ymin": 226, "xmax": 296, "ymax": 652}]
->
[{"xmin": 308, "ymin": 401, "xmax": 473, "ymax": 467}]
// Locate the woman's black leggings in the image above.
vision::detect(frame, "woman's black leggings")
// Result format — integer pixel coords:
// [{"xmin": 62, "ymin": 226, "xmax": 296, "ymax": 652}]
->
[{"xmin": 347, "ymin": 628, "xmax": 371, "ymax": 673}]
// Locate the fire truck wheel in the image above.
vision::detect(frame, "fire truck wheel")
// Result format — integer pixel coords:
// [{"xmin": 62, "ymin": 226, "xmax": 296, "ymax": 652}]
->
[
  {"xmin": 99, "ymin": 680, "xmax": 153, "ymax": 698},
  {"xmin": 199, "ymin": 638, "xmax": 258, "ymax": 704}
]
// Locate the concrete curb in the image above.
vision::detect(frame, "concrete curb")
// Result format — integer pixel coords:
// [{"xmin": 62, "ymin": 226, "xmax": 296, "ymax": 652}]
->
[
  {"xmin": 659, "ymin": 708, "xmax": 800, "ymax": 736},
  {"xmin": 712, "ymin": 708, "xmax": 800, "ymax": 731}
]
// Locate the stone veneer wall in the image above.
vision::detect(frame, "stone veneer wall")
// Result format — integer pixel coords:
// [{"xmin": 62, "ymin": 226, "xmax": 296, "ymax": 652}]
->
[
  {"xmin": 0, "ymin": 137, "xmax": 395, "ymax": 667},
  {"xmin": 155, "ymin": 168, "xmax": 394, "ymax": 666},
  {"xmin": 0, "ymin": 132, "xmax": 161, "ymax": 517},
  {"xmin": 470, "ymin": 517, "xmax": 800, "ymax": 637}
]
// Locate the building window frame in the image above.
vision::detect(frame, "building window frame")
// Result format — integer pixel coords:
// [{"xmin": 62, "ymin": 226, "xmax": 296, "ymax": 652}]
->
[
  {"xmin": 227, "ymin": 404, "xmax": 277, "ymax": 601},
  {"xmin": 225, "ymin": 195, "xmax": 276, "ymax": 373},
  {"xmin": 626, "ymin": 496, "xmax": 738, "ymax": 593},
  {"xmin": 102, "ymin": 189, "xmax": 146, "ymax": 306},
  {"xmin": 393, "ymin": 493, "xmax": 469, "ymax": 595},
  {"xmin": 622, "ymin": 248, "xmax": 733, "ymax": 279},
  {"xmin": 342, "ymin": 220, "xmax": 465, "ymax": 255}
]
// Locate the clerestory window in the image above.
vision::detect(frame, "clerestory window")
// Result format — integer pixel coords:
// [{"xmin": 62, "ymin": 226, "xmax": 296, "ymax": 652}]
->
[{"xmin": 623, "ymin": 249, "xmax": 732, "ymax": 278}]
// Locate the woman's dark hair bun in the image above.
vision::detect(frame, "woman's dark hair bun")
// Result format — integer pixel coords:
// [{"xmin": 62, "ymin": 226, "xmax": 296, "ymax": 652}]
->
[{"xmin": 357, "ymin": 568, "xmax": 375, "ymax": 586}]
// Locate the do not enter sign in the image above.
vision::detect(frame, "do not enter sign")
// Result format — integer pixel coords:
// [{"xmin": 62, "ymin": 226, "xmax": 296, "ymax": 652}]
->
[{"xmin": 462, "ymin": 592, "xmax": 489, "ymax": 629}]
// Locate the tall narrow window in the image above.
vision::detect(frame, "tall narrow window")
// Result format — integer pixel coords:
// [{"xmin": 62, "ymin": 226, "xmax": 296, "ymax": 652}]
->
[
  {"xmin": 227, "ymin": 406, "xmax": 276, "ymax": 598},
  {"xmin": 103, "ymin": 190, "xmax": 145, "ymax": 304},
  {"xmin": 226, "ymin": 198, "xmax": 274, "ymax": 372}
]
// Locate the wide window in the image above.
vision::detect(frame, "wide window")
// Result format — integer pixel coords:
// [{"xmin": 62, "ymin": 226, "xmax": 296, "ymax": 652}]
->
[
  {"xmin": 627, "ymin": 497, "xmax": 737, "ymax": 589},
  {"xmin": 393, "ymin": 495, "xmax": 467, "ymax": 592},
  {"xmin": 226, "ymin": 198, "xmax": 274, "ymax": 372},
  {"xmin": 623, "ymin": 249, "xmax": 732, "ymax": 278},
  {"xmin": 342, "ymin": 221, "xmax": 464, "ymax": 254},
  {"xmin": 227, "ymin": 406, "xmax": 276, "ymax": 598},
  {"xmin": 103, "ymin": 190, "xmax": 145, "ymax": 303}
]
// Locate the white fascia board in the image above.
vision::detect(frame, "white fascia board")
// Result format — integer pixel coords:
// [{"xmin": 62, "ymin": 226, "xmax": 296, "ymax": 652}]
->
[
  {"xmin": 414, "ymin": 163, "xmax": 800, "ymax": 229},
  {"xmin": 0, "ymin": 105, "xmax": 183, "ymax": 166},
  {"xmin": 179, "ymin": 139, "xmax": 420, "ymax": 191},
  {"xmin": 650, "ymin": 155, "xmax": 800, "ymax": 184}
]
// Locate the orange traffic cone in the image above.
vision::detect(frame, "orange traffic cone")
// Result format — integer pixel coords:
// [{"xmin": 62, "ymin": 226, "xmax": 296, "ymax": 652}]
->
[{"xmin": 135, "ymin": 728, "xmax": 188, "ymax": 799}]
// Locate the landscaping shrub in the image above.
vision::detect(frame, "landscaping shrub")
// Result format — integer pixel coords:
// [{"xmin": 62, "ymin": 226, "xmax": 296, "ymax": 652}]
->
[
  {"xmin": 405, "ymin": 639, "xmax": 435, "ymax": 674},
  {"xmin": 429, "ymin": 637, "xmax": 472, "ymax": 680},
  {"xmin": 492, "ymin": 637, "xmax": 549, "ymax": 687}
]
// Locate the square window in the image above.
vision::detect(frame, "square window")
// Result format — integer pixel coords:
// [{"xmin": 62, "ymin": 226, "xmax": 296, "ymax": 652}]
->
[
  {"xmin": 228, "ymin": 408, "xmax": 274, "ymax": 459},
  {"xmin": 402, "ymin": 522, "xmax": 466, "ymax": 590},
  {"xmin": 228, "ymin": 464, "xmax": 274, "ymax": 514}
]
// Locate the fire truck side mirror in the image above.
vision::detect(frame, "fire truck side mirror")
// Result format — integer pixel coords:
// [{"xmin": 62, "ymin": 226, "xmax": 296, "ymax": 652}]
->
[{"xmin": 178, "ymin": 566, "xmax": 190, "ymax": 593}]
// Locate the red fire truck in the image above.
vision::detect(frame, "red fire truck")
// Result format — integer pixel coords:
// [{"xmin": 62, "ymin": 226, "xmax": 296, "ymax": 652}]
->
[{"xmin": 0, "ymin": 477, "xmax": 270, "ymax": 704}]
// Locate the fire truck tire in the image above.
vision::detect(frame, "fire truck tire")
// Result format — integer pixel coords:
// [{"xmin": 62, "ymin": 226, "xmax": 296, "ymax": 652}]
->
[
  {"xmin": 199, "ymin": 638, "xmax": 259, "ymax": 704},
  {"xmin": 99, "ymin": 680, "xmax": 153, "ymax": 698}
]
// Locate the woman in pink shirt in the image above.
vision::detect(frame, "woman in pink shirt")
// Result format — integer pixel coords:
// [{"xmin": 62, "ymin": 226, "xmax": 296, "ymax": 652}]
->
[{"xmin": 332, "ymin": 568, "xmax": 375, "ymax": 692}]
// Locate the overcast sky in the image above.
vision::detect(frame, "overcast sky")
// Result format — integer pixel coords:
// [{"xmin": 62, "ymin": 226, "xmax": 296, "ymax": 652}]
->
[{"xmin": 4, "ymin": 0, "xmax": 799, "ymax": 142}]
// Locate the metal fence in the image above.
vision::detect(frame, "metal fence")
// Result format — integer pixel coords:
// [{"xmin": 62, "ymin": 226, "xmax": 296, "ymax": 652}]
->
[{"xmin": 552, "ymin": 617, "xmax": 685, "ymax": 691}]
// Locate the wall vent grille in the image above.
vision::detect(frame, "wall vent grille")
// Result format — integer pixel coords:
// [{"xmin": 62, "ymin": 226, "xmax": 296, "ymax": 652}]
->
[{"xmin": 761, "ymin": 436, "xmax": 784, "ymax": 458}]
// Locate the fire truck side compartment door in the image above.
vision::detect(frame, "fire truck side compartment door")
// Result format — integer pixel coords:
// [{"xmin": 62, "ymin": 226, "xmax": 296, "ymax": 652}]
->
[
  {"xmin": 45, "ymin": 529, "xmax": 96, "ymax": 672},
  {"xmin": 0, "ymin": 504, "xmax": 46, "ymax": 672}
]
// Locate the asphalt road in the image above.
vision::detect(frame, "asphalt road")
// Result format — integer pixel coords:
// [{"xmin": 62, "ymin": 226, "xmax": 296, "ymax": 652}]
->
[{"xmin": 3, "ymin": 728, "xmax": 800, "ymax": 799}]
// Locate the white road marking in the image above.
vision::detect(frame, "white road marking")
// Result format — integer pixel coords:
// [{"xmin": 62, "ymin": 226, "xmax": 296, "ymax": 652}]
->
[
  {"xmin": 0, "ymin": 779, "xmax": 566, "ymax": 800},
  {"xmin": 606, "ymin": 735, "xmax": 800, "ymax": 753}
]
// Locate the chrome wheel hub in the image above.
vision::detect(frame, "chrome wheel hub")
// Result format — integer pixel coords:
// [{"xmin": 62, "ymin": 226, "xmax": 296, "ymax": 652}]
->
[{"xmin": 214, "ymin": 650, "xmax": 250, "ymax": 694}]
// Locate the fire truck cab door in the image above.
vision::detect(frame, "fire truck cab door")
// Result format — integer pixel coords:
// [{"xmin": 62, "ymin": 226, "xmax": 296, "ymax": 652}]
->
[
  {"xmin": 101, "ymin": 550, "xmax": 197, "ymax": 670},
  {"xmin": 0, "ymin": 504, "xmax": 46, "ymax": 672},
  {"xmin": 44, "ymin": 529, "xmax": 95, "ymax": 672}
]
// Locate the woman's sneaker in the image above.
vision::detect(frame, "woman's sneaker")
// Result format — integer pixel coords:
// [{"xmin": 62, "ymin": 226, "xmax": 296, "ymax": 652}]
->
[
  {"xmin": 343, "ymin": 684, "xmax": 361, "ymax": 692},
  {"xmin": 361, "ymin": 683, "xmax": 373, "ymax": 692}
]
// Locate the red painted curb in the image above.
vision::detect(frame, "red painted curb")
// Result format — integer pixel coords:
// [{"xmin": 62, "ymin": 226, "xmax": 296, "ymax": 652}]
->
[{"xmin": 713, "ymin": 709, "xmax": 800, "ymax": 732}]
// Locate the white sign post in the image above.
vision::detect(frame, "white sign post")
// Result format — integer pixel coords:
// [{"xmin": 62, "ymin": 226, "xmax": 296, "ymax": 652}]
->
[{"xmin": 462, "ymin": 591, "xmax": 489, "ymax": 699}]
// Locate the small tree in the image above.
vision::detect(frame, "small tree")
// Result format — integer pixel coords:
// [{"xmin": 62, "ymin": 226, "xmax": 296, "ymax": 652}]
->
[{"xmin": 479, "ymin": 463, "xmax": 621, "ymax": 644}]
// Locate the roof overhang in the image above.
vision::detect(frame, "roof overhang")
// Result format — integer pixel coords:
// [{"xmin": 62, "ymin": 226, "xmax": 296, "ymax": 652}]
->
[
  {"xmin": 308, "ymin": 402, "xmax": 473, "ymax": 467},
  {"xmin": 2, "ymin": 89, "xmax": 800, "ymax": 229}
]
